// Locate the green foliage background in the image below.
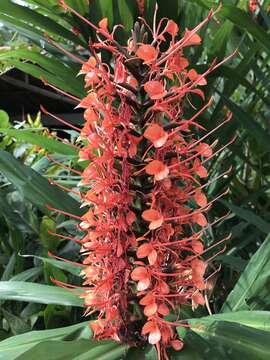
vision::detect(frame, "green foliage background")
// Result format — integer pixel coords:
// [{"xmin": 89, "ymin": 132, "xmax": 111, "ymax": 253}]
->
[{"xmin": 0, "ymin": 0, "xmax": 270, "ymax": 359}]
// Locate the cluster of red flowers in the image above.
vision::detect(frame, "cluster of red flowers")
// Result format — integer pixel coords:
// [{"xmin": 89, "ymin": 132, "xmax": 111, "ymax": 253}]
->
[{"xmin": 53, "ymin": 2, "xmax": 233, "ymax": 359}]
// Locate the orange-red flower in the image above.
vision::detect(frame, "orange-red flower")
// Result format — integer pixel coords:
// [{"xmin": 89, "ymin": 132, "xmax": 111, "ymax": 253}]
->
[
  {"xmin": 131, "ymin": 266, "xmax": 151, "ymax": 291},
  {"xmin": 145, "ymin": 160, "xmax": 169, "ymax": 181},
  {"xmin": 144, "ymin": 80, "xmax": 167, "ymax": 100},
  {"xmin": 137, "ymin": 243, "xmax": 157, "ymax": 265},
  {"xmin": 136, "ymin": 44, "xmax": 158, "ymax": 63},
  {"xmin": 144, "ymin": 124, "xmax": 168, "ymax": 148},
  {"xmin": 142, "ymin": 209, "xmax": 164, "ymax": 230}
]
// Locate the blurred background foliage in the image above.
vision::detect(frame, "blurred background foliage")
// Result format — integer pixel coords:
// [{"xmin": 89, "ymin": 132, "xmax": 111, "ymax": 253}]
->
[{"xmin": 0, "ymin": 0, "xmax": 270, "ymax": 359}]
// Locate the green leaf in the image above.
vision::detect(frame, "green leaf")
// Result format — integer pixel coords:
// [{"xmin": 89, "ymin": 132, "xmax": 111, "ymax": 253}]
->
[
  {"xmin": 220, "ymin": 95, "xmax": 270, "ymax": 153},
  {"xmin": 221, "ymin": 200, "xmax": 270, "ymax": 234},
  {"xmin": 39, "ymin": 216, "xmax": 59, "ymax": 250},
  {"xmin": 220, "ymin": 6, "xmax": 270, "ymax": 54},
  {"xmin": 1, "ymin": 253, "xmax": 16, "ymax": 281},
  {"xmin": 0, "ymin": 150, "xmax": 83, "ymax": 215},
  {"xmin": 217, "ymin": 254, "xmax": 247, "ymax": 272},
  {"xmin": 1, "ymin": 309, "xmax": 31, "ymax": 335},
  {"xmin": 144, "ymin": 0, "xmax": 181, "ymax": 24},
  {"xmin": 222, "ymin": 233, "xmax": 270, "ymax": 312},
  {"xmin": 188, "ymin": 311, "xmax": 270, "ymax": 333},
  {"xmin": 4, "ymin": 59, "xmax": 84, "ymax": 99},
  {"xmin": 21, "ymin": 254, "xmax": 81, "ymax": 277},
  {"xmin": 0, "ymin": 129, "xmax": 77, "ymax": 156},
  {"xmin": 89, "ymin": 0, "xmax": 114, "ymax": 29},
  {"xmin": 115, "ymin": 0, "xmax": 138, "ymax": 41},
  {"xmin": 0, "ymin": 322, "xmax": 89, "ymax": 360},
  {"xmin": 16, "ymin": 340, "xmax": 128, "ymax": 360},
  {"xmin": 0, "ymin": 110, "xmax": 10, "ymax": 128},
  {"xmin": 194, "ymin": 2, "xmax": 270, "ymax": 54},
  {"xmin": 175, "ymin": 312, "xmax": 270, "ymax": 359},
  {"xmin": 0, "ymin": 0, "xmax": 84, "ymax": 46},
  {"xmin": 0, "ymin": 281, "xmax": 83, "ymax": 307},
  {"xmin": 10, "ymin": 267, "xmax": 42, "ymax": 282},
  {"xmin": 0, "ymin": 49, "xmax": 84, "ymax": 97}
]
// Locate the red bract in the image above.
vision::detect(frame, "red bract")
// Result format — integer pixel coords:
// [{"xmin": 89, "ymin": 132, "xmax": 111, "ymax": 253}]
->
[{"xmin": 52, "ymin": 2, "xmax": 233, "ymax": 359}]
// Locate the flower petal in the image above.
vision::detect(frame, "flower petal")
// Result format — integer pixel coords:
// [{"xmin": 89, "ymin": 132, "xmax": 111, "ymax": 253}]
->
[
  {"xmin": 144, "ymin": 302, "xmax": 158, "ymax": 317},
  {"xmin": 145, "ymin": 160, "xmax": 169, "ymax": 181},
  {"xmin": 164, "ymin": 20, "xmax": 179, "ymax": 37},
  {"xmin": 137, "ymin": 243, "xmax": 152, "ymax": 258},
  {"xmin": 131, "ymin": 266, "xmax": 148, "ymax": 280},
  {"xmin": 171, "ymin": 340, "xmax": 184, "ymax": 351},
  {"xmin": 142, "ymin": 209, "xmax": 164, "ymax": 230},
  {"xmin": 148, "ymin": 327, "xmax": 161, "ymax": 345},
  {"xmin": 144, "ymin": 81, "xmax": 167, "ymax": 100},
  {"xmin": 194, "ymin": 189, "xmax": 207, "ymax": 207},
  {"xmin": 144, "ymin": 124, "xmax": 168, "ymax": 148},
  {"xmin": 137, "ymin": 277, "xmax": 151, "ymax": 291},
  {"xmin": 148, "ymin": 249, "xmax": 157, "ymax": 265},
  {"xmin": 136, "ymin": 44, "xmax": 158, "ymax": 63},
  {"xmin": 99, "ymin": 18, "xmax": 108, "ymax": 30}
]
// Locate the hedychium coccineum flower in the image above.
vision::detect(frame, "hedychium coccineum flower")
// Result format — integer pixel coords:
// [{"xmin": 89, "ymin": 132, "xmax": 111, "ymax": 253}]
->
[{"xmin": 50, "ymin": 2, "xmax": 235, "ymax": 359}]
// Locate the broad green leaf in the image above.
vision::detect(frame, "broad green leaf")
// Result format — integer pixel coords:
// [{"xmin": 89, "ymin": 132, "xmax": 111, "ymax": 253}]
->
[
  {"xmin": 222, "ymin": 233, "xmax": 270, "ymax": 312},
  {"xmin": 21, "ymin": 254, "xmax": 81, "ymax": 277},
  {"xmin": 188, "ymin": 311, "xmax": 270, "ymax": 333},
  {"xmin": 10, "ymin": 267, "xmax": 42, "ymax": 282},
  {"xmin": 0, "ymin": 0, "xmax": 84, "ymax": 46},
  {"xmin": 220, "ymin": 6, "xmax": 270, "ymax": 54},
  {"xmin": 0, "ymin": 322, "xmax": 89, "ymax": 360},
  {"xmin": 0, "ymin": 281, "xmax": 83, "ymax": 307},
  {"xmin": 0, "ymin": 110, "xmax": 9, "ymax": 128},
  {"xmin": 220, "ymin": 95, "xmax": 270, "ymax": 153},
  {"xmin": 89, "ymin": 0, "xmax": 114, "ymax": 29},
  {"xmin": 221, "ymin": 200, "xmax": 270, "ymax": 234},
  {"xmin": 0, "ymin": 129, "xmax": 77, "ymax": 156},
  {"xmin": 0, "ymin": 13, "xmax": 59, "ymax": 53},
  {"xmin": 195, "ymin": 2, "xmax": 270, "ymax": 54},
  {"xmin": 0, "ymin": 150, "xmax": 83, "ymax": 215},
  {"xmin": 16, "ymin": 340, "xmax": 128, "ymax": 360},
  {"xmin": 115, "ymin": 0, "xmax": 139, "ymax": 41},
  {"xmin": 4, "ymin": 59, "xmax": 84, "ymax": 98},
  {"xmin": 1, "ymin": 309, "xmax": 31, "ymax": 335},
  {"xmin": 39, "ymin": 216, "xmax": 59, "ymax": 250},
  {"xmin": 176, "ymin": 314, "xmax": 270, "ymax": 359},
  {"xmin": 0, "ymin": 49, "xmax": 84, "ymax": 97}
]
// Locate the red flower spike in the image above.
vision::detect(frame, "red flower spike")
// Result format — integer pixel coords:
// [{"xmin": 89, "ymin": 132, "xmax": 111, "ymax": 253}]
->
[
  {"xmin": 195, "ymin": 142, "xmax": 213, "ymax": 158},
  {"xmin": 48, "ymin": 6, "xmax": 232, "ymax": 358},
  {"xmin": 249, "ymin": 0, "xmax": 258, "ymax": 13}
]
